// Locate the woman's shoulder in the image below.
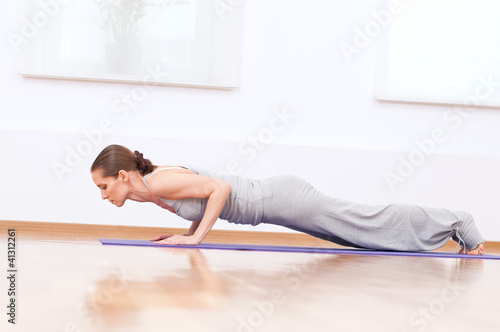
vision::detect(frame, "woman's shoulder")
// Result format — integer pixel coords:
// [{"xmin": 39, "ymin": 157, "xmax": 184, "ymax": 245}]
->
[
  {"xmin": 145, "ymin": 166, "xmax": 185, "ymax": 187},
  {"xmin": 146, "ymin": 167, "xmax": 189, "ymax": 197}
]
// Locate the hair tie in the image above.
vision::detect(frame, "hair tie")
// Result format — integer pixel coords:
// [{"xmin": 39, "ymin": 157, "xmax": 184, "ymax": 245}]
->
[{"xmin": 134, "ymin": 150, "xmax": 148, "ymax": 173}]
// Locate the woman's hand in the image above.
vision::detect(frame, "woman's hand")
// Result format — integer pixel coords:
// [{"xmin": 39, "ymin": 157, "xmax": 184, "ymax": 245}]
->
[{"xmin": 151, "ymin": 234, "xmax": 201, "ymax": 246}]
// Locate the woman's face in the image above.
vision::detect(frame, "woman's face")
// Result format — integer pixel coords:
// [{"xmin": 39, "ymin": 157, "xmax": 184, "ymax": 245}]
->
[{"xmin": 91, "ymin": 169, "xmax": 129, "ymax": 207}]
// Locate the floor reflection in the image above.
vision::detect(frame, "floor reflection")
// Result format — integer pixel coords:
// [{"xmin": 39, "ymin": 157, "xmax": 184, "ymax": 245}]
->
[{"xmin": 80, "ymin": 247, "xmax": 487, "ymax": 332}]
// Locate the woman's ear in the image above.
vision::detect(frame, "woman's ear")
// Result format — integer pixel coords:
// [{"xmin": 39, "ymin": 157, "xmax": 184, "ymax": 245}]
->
[{"xmin": 118, "ymin": 170, "xmax": 128, "ymax": 183}]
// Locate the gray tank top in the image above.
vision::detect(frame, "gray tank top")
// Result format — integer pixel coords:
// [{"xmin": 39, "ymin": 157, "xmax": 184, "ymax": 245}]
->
[{"xmin": 142, "ymin": 165, "xmax": 268, "ymax": 225}]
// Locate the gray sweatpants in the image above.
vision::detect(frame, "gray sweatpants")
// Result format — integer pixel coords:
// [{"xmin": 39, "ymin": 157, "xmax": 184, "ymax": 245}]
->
[{"xmin": 261, "ymin": 175, "xmax": 484, "ymax": 251}]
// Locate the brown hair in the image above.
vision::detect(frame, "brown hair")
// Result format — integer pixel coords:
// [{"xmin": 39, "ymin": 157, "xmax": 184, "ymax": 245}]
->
[{"xmin": 91, "ymin": 145, "xmax": 157, "ymax": 177}]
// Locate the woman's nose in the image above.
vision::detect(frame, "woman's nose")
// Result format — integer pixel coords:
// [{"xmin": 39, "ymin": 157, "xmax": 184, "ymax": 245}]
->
[{"xmin": 101, "ymin": 192, "xmax": 108, "ymax": 200}]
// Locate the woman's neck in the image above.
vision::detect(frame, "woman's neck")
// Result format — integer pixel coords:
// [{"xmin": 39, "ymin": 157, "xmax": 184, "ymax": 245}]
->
[{"xmin": 126, "ymin": 172, "xmax": 156, "ymax": 203}]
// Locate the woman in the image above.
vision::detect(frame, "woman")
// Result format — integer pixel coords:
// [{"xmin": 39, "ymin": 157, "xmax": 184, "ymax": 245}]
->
[{"xmin": 90, "ymin": 145, "xmax": 485, "ymax": 255}]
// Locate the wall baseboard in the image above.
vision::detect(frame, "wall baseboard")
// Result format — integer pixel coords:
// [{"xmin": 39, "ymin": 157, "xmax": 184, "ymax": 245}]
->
[{"xmin": 1, "ymin": 220, "xmax": 498, "ymax": 253}]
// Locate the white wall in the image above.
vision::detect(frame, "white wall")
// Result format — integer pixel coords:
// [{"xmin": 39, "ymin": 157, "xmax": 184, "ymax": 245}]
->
[{"xmin": 1, "ymin": 0, "xmax": 499, "ymax": 241}]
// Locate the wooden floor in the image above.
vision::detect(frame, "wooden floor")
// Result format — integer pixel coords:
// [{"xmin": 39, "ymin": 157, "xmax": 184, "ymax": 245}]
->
[{"xmin": 1, "ymin": 221, "xmax": 500, "ymax": 332}]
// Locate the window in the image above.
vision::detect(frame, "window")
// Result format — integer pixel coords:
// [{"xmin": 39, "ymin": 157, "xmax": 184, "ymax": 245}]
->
[
  {"xmin": 375, "ymin": 0, "xmax": 500, "ymax": 107},
  {"xmin": 16, "ymin": 0, "xmax": 244, "ymax": 89}
]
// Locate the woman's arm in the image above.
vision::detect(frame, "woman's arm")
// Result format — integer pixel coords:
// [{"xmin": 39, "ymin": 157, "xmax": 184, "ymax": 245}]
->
[
  {"xmin": 148, "ymin": 172, "xmax": 231, "ymax": 245},
  {"xmin": 186, "ymin": 220, "xmax": 201, "ymax": 236}
]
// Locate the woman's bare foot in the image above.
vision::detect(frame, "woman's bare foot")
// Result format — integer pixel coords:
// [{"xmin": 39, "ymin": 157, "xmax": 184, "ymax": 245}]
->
[{"xmin": 459, "ymin": 243, "xmax": 485, "ymax": 255}]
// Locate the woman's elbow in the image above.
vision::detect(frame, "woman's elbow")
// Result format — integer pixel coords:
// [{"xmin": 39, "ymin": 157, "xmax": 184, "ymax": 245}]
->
[
  {"xmin": 221, "ymin": 182, "xmax": 232, "ymax": 197},
  {"xmin": 219, "ymin": 182, "xmax": 232, "ymax": 197},
  {"xmin": 210, "ymin": 179, "xmax": 231, "ymax": 199}
]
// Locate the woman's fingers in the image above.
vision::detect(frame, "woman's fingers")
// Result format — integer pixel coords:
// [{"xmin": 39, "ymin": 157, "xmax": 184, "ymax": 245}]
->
[
  {"xmin": 153, "ymin": 234, "xmax": 200, "ymax": 246},
  {"xmin": 154, "ymin": 235, "xmax": 183, "ymax": 245},
  {"xmin": 150, "ymin": 234, "xmax": 174, "ymax": 241}
]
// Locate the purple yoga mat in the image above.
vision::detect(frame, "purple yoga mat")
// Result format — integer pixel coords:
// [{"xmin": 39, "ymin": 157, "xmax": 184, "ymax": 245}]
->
[{"xmin": 99, "ymin": 238, "xmax": 500, "ymax": 260}]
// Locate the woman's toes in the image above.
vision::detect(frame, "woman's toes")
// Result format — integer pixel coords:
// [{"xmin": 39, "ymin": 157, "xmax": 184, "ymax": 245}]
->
[
  {"xmin": 466, "ymin": 248, "xmax": 477, "ymax": 255},
  {"xmin": 465, "ymin": 243, "xmax": 485, "ymax": 256},
  {"xmin": 478, "ymin": 243, "xmax": 485, "ymax": 255}
]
